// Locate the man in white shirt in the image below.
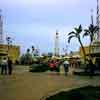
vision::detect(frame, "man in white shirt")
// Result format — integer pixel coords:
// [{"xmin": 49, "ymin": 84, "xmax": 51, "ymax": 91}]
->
[
  {"xmin": 1, "ymin": 57, "xmax": 7, "ymax": 75},
  {"xmin": 63, "ymin": 60, "xmax": 69, "ymax": 76}
]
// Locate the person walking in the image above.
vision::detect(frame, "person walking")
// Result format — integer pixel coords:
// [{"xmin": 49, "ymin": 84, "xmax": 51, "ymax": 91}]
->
[
  {"xmin": 63, "ymin": 60, "xmax": 69, "ymax": 76},
  {"xmin": 1, "ymin": 58, "xmax": 7, "ymax": 75},
  {"xmin": 8, "ymin": 57, "xmax": 13, "ymax": 75},
  {"xmin": 88, "ymin": 59, "xmax": 96, "ymax": 78},
  {"xmin": 49, "ymin": 60, "xmax": 56, "ymax": 71}
]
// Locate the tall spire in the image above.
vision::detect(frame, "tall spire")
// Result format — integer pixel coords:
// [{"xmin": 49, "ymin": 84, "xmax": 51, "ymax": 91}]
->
[
  {"xmin": 91, "ymin": 9, "xmax": 96, "ymax": 42},
  {"xmin": 91, "ymin": 9, "xmax": 94, "ymax": 25},
  {"xmin": 54, "ymin": 30, "xmax": 59, "ymax": 56},
  {"xmin": 0, "ymin": 9, "xmax": 3, "ymax": 44},
  {"xmin": 96, "ymin": 0, "xmax": 100, "ymax": 40}
]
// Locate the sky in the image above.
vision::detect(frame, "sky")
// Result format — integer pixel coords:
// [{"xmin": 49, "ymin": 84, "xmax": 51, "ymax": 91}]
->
[{"xmin": 0, "ymin": 0, "xmax": 99, "ymax": 55}]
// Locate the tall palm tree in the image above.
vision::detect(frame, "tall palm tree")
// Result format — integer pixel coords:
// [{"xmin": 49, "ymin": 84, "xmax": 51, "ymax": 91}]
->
[
  {"xmin": 83, "ymin": 24, "xmax": 99, "ymax": 57},
  {"xmin": 32, "ymin": 46, "xmax": 35, "ymax": 52},
  {"xmin": 27, "ymin": 48, "xmax": 30, "ymax": 54},
  {"xmin": 26, "ymin": 48, "xmax": 32, "ymax": 64},
  {"xmin": 31, "ymin": 46, "xmax": 35, "ymax": 56},
  {"xmin": 68, "ymin": 25, "xmax": 86, "ymax": 62}
]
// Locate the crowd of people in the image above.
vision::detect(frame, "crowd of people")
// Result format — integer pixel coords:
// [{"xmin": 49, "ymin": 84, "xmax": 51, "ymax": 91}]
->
[
  {"xmin": 0, "ymin": 56, "xmax": 97, "ymax": 77},
  {"xmin": 48, "ymin": 59, "xmax": 70, "ymax": 76},
  {"xmin": 0, "ymin": 57, "xmax": 13, "ymax": 75},
  {"xmin": 48, "ymin": 57, "xmax": 96, "ymax": 77}
]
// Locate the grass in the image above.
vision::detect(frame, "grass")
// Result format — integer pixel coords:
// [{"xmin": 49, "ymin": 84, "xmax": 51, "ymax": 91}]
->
[{"xmin": 45, "ymin": 86, "xmax": 100, "ymax": 100}]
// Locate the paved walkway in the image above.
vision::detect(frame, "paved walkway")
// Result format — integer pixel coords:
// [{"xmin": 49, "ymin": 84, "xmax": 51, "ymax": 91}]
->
[{"xmin": 0, "ymin": 65, "xmax": 100, "ymax": 100}]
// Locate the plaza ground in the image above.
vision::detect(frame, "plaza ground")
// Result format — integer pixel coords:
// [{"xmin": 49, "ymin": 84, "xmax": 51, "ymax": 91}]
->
[{"xmin": 0, "ymin": 65, "xmax": 100, "ymax": 100}]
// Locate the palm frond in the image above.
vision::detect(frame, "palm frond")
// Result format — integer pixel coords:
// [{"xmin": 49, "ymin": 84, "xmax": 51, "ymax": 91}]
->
[
  {"xmin": 89, "ymin": 25, "xmax": 99, "ymax": 34},
  {"xmin": 74, "ymin": 28, "xmax": 78, "ymax": 32},
  {"xmin": 84, "ymin": 24, "xmax": 99, "ymax": 43},
  {"xmin": 78, "ymin": 25, "xmax": 82, "ymax": 33},
  {"xmin": 94, "ymin": 26, "xmax": 99, "ymax": 33},
  {"xmin": 83, "ymin": 29, "xmax": 90, "ymax": 37},
  {"xmin": 68, "ymin": 35, "xmax": 75, "ymax": 43},
  {"xmin": 68, "ymin": 31, "xmax": 75, "ymax": 36},
  {"xmin": 74, "ymin": 25, "xmax": 82, "ymax": 34},
  {"xmin": 79, "ymin": 25, "xmax": 82, "ymax": 31}
]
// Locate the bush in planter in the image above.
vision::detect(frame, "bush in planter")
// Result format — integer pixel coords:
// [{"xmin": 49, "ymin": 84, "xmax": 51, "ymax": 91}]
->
[{"xmin": 45, "ymin": 86, "xmax": 100, "ymax": 100}]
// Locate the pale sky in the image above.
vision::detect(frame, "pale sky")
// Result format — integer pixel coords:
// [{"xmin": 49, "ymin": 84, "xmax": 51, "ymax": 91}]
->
[{"xmin": 0, "ymin": 0, "xmax": 99, "ymax": 54}]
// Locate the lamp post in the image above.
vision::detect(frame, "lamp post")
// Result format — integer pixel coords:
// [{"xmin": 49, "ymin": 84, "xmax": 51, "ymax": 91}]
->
[
  {"xmin": 63, "ymin": 45, "xmax": 68, "ymax": 56},
  {"xmin": 6, "ymin": 36, "xmax": 12, "ymax": 58}
]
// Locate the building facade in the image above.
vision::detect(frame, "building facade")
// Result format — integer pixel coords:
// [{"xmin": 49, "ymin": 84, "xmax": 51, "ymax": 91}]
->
[
  {"xmin": 0, "ymin": 44, "xmax": 20, "ymax": 63},
  {"xmin": 0, "ymin": 10, "xmax": 20, "ymax": 64}
]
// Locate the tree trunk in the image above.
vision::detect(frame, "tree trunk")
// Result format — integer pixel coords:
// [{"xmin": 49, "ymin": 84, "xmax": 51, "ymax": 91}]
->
[
  {"xmin": 78, "ymin": 38, "xmax": 86, "ymax": 63},
  {"xmin": 89, "ymin": 42, "xmax": 92, "ymax": 59}
]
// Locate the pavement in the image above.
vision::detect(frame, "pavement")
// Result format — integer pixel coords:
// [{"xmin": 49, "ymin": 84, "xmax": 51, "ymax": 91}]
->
[{"xmin": 0, "ymin": 65, "xmax": 100, "ymax": 100}]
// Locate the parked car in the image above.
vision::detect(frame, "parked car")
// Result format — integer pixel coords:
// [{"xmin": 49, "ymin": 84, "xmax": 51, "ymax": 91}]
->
[{"xmin": 29, "ymin": 63, "xmax": 50, "ymax": 72}]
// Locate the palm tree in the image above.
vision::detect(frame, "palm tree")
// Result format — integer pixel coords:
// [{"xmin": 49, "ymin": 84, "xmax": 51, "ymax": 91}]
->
[
  {"xmin": 25, "ymin": 48, "xmax": 31, "ymax": 64},
  {"xmin": 32, "ymin": 46, "xmax": 35, "ymax": 52},
  {"xmin": 83, "ymin": 24, "xmax": 99, "ymax": 58},
  {"xmin": 31, "ymin": 45, "xmax": 35, "ymax": 56},
  {"xmin": 68, "ymin": 25, "xmax": 86, "ymax": 63},
  {"xmin": 27, "ymin": 48, "xmax": 30, "ymax": 54}
]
